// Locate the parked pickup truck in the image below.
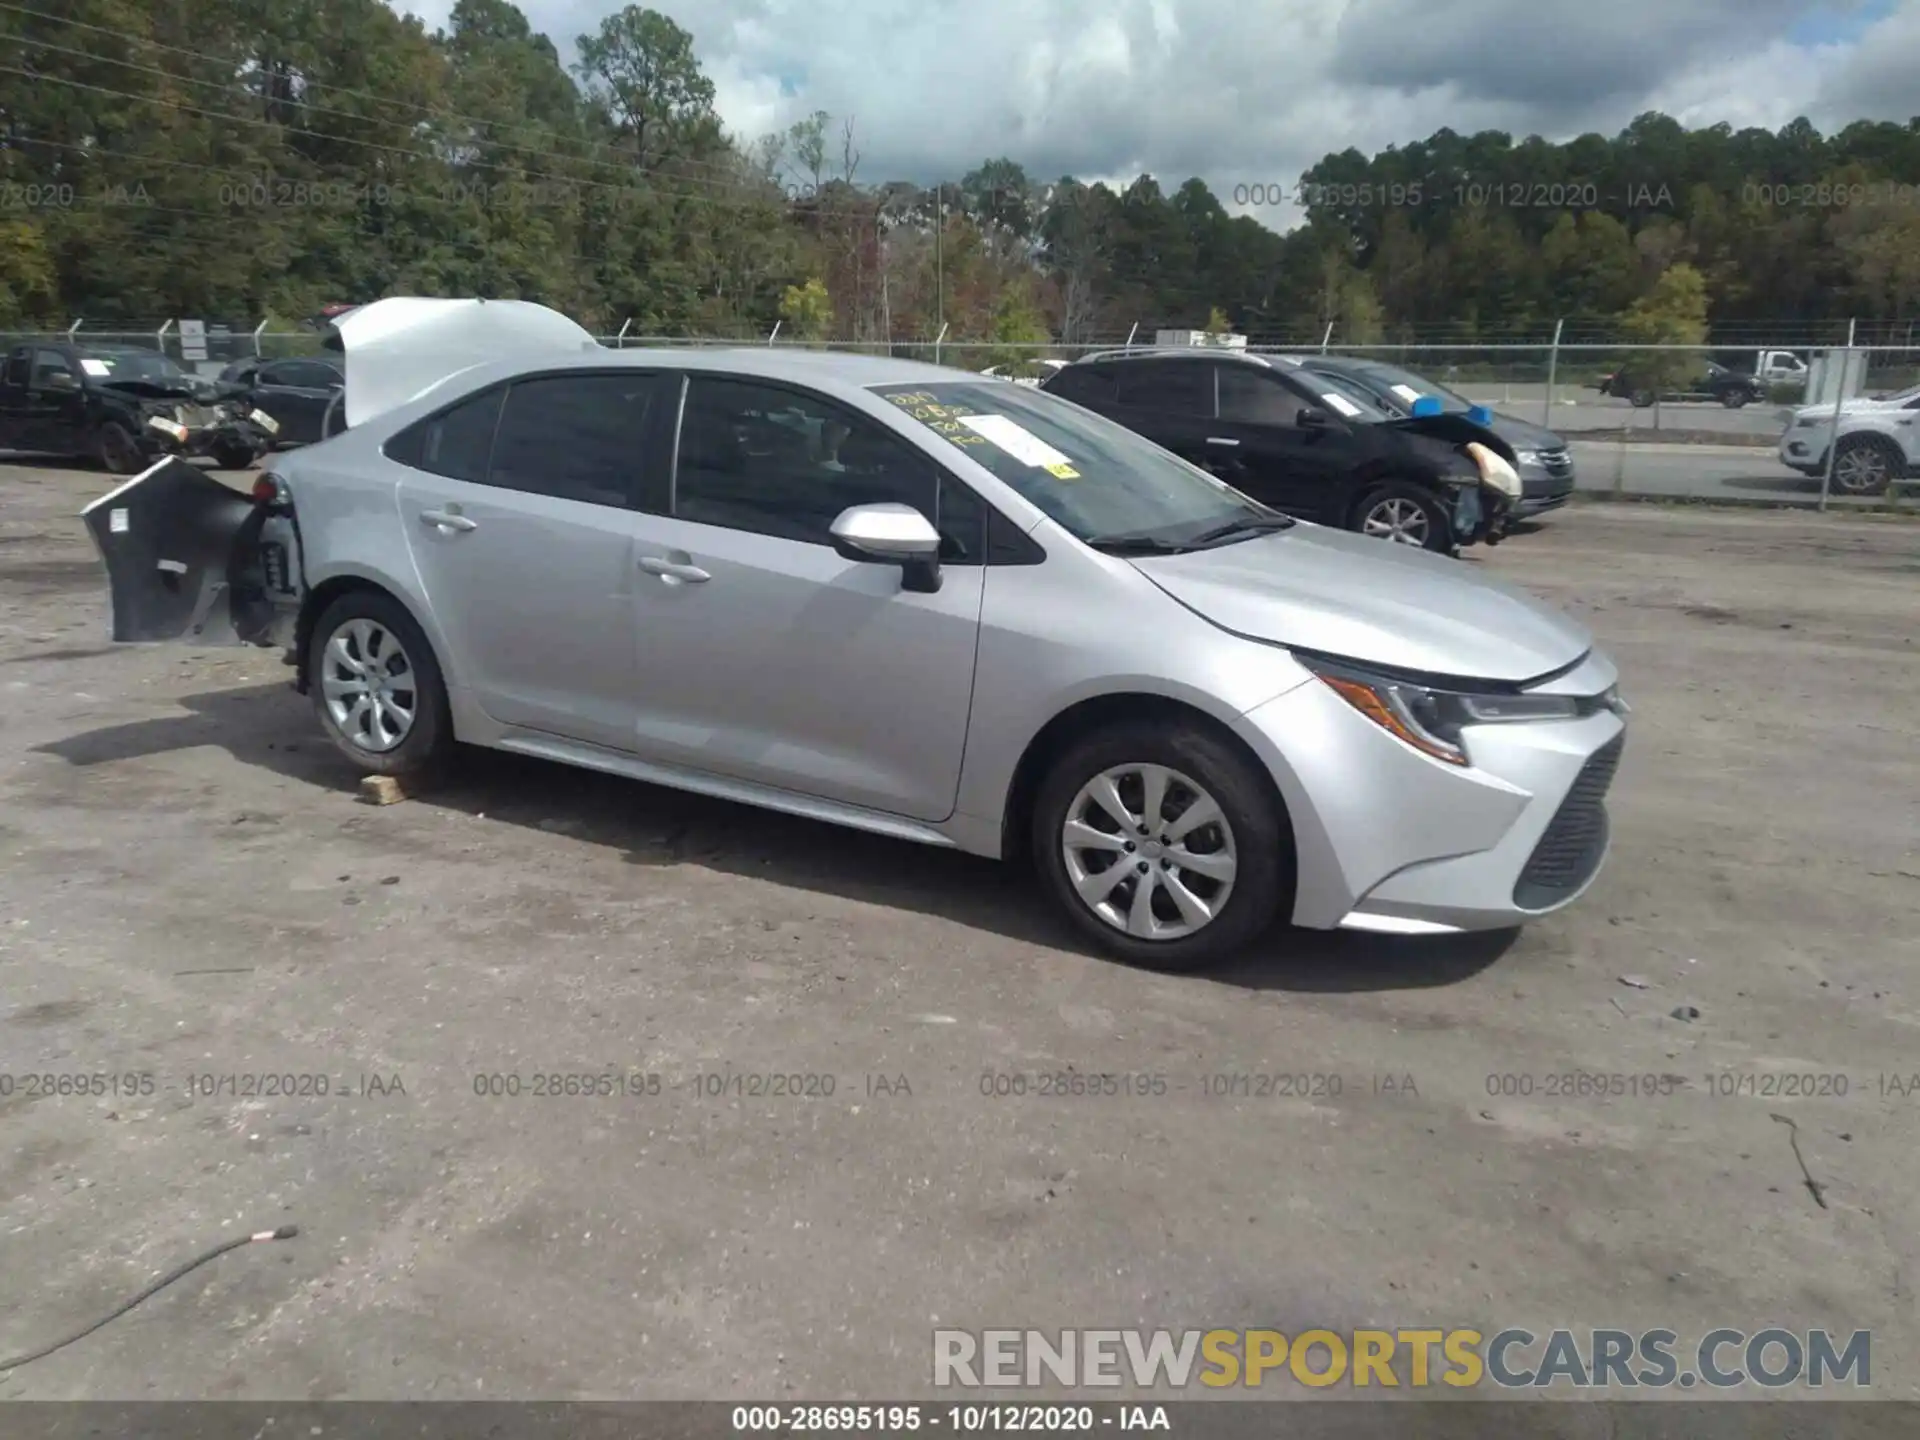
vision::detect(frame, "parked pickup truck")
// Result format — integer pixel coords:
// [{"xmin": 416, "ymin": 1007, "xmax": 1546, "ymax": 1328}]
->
[
  {"xmin": 0, "ymin": 342, "xmax": 278, "ymax": 472},
  {"xmin": 1596, "ymin": 350, "xmax": 1808, "ymax": 408}
]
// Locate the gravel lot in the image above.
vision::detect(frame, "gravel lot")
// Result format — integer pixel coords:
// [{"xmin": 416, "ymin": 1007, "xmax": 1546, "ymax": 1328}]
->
[{"xmin": 1, "ymin": 459, "xmax": 1917, "ymax": 1404}]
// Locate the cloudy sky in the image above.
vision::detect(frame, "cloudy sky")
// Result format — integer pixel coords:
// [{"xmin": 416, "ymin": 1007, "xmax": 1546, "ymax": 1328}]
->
[{"xmin": 394, "ymin": 0, "xmax": 1918, "ymax": 223}]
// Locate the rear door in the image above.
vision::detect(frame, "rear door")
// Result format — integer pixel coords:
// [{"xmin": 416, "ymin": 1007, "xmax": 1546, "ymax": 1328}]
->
[
  {"xmin": 390, "ymin": 371, "xmax": 667, "ymax": 751},
  {"xmin": 620, "ymin": 374, "xmax": 985, "ymax": 822},
  {"xmin": 1112, "ymin": 359, "xmax": 1216, "ymax": 467},
  {"xmin": 0, "ymin": 347, "xmax": 30, "ymax": 448}
]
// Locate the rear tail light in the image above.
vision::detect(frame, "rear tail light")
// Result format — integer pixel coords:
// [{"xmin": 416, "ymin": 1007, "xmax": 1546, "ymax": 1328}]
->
[{"xmin": 251, "ymin": 473, "xmax": 285, "ymax": 504}]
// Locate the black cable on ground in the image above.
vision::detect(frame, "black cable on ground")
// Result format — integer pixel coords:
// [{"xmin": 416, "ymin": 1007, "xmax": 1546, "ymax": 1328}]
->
[{"xmin": 0, "ymin": 1224, "xmax": 299, "ymax": 1374}]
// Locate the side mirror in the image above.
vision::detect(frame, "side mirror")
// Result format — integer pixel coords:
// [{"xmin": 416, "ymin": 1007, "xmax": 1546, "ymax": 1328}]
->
[
  {"xmin": 1296, "ymin": 405, "xmax": 1330, "ymax": 429},
  {"xmin": 828, "ymin": 502, "xmax": 943, "ymax": 593},
  {"xmin": 43, "ymin": 370, "xmax": 78, "ymax": 391}
]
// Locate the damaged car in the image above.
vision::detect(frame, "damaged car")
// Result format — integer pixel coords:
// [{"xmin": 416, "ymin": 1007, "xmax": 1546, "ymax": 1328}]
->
[
  {"xmin": 0, "ymin": 342, "xmax": 277, "ymax": 472},
  {"xmin": 84, "ymin": 297, "xmax": 1627, "ymax": 970}
]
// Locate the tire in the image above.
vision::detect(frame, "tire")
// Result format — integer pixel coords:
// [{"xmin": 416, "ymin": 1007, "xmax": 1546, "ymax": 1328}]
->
[
  {"xmin": 1629, "ymin": 389, "xmax": 1656, "ymax": 409},
  {"xmin": 1351, "ymin": 480, "xmax": 1451, "ymax": 551},
  {"xmin": 307, "ymin": 590, "xmax": 454, "ymax": 778},
  {"xmin": 97, "ymin": 421, "xmax": 144, "ymax": 475},
  {"xmin": 1031, "ymin": 721, "xmax": 1288, "ymax": 970},
  {"xmin": 1720, "ymin": 387, "xmax": 1753, "ymax": 409},
  {"xmin": 1829, "ymin": 435, "xmax": 1901, "ymax": 497},
  {"xmin": 212, "ymin": 440, "xmax": 258, "ymax": 469}
]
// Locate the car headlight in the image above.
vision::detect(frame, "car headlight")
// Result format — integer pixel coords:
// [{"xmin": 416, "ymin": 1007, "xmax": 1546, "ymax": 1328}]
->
[
  {"xmin": 1466, "ymin": 441, "xmax": 1523, "ymax": 500},
  {"xmin": 1299, "ymin": 655, "xmax": 1620, "ymax": 767},
  {"xmin": 1511, "ymin": 449, "xmax": 1540, "ymax": 467},
  {"xmin": 1795, "ymin": 416, "xmax": 1820, "ymax": 428}
]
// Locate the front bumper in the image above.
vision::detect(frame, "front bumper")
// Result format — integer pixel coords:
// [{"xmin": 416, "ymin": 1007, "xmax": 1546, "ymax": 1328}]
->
[
  {"xmin": 1515, "ymin": 458, "xmax": 1576, "ymax": 516},
  {"xmin": 1233, "ymin": 651, "xmax": 1626, "ymax": 934},
  {"xmin": 141, "ymin": 413, "xmax": 270, "ymax": 459},
  {"xmin": 1779, "ymin": 432, "xmax": 1822, "ymax": 474}
]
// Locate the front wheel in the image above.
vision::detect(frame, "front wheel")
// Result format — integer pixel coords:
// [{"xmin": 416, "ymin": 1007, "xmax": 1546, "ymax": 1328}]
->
[
  {"xmin": 1353, "ymin": 481, "xmax": 1451, "ymax": 551},
  {"xmin": 1032, "ymin": 722, "xmax": 1288, "ymax": 970},
  {"xmin": 1629, "ymin": 389, "xmax": 1657, "ymax": 408},
  {"xmin": 307, "ymin": 590, "xmax": 454, "ymax": 778},
  {"xmin": 1721, "ymin": 387, "xmax": 1753, "ymax": 409},
  {"xmin": 212, "ymin": 440, "xmax": 259, "ymax": 469},
  {"xmin": 1830, "ymin": 435, "xmax": 1901, "ymax": 497}
]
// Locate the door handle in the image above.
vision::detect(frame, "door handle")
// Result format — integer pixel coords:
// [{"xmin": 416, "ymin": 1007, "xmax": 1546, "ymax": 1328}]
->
[
  {"xmin": 640, "ymin": 556, "xmax": 711, "ymax": 583},
  {"xmin": 418, "ymin": 508, "xmax": 477, "ymax": 532},
  {"xmin": 1205, "ymin": 436, "xmax": 1240, "ymax": 447}
]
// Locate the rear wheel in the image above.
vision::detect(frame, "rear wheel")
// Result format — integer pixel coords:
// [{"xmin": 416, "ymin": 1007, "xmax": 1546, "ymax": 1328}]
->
[
  {"xmin": 1720, "ymin": 387, "xmax": 1753, "ymax": 409},
  {"xmin": 1353, "ymin": 481, "xmax": 1450, "ymax": 550},
  {"xmin": 97, "ymin": 421, "xmax": 143, "ymax": 475},
  {"xmin": 1032, "ymin": 721, "xmax": 1287, "ymax": 970},
  {"xmin": 307, "ymin": 590, "xmax": 454, "ymax": 778},
  {"xmin": 1629, "ymin": 389, "xmax": 1656, "ymax": 408},
  {"xmin": 1830, "ymin": 435, "xmax": 1901, "ymax": 497}
]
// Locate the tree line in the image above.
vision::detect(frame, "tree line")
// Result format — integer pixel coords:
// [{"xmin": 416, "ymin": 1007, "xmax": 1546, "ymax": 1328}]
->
[{"xmin": 2, "ymin": 0, "xmax": 1917, "ymax": 349}]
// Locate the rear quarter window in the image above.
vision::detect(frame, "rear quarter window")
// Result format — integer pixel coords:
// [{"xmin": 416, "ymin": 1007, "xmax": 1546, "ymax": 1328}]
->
[{"xmin": 383, "ymin": 386, "xmax": 505, "ymax": 481}]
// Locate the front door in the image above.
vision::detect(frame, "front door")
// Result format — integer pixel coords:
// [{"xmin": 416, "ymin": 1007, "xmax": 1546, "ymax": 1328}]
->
[
  {"xmin": 255, "ymin": 359, "xmax": 343, "ymax": 444},
  {"xmin": 623, "ymin": 375, "xmax": 984, "ymax": 823},
  {"xmin": 1211, "ymin": 365, "xmax": 1355, "ymax": 522},
  {"xmin": 390, "ymin": 371, "xmax": 667, "ymax": 752}
]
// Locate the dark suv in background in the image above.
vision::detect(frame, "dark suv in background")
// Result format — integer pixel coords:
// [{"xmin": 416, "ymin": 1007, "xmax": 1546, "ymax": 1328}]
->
[
  {"xmin": 1041, "ymin": 349, "xmax": 1520, "ymax": 551},
  {"xmin": 1296, "ymin": 354, "xmax": 1576, "ymax": 518}
]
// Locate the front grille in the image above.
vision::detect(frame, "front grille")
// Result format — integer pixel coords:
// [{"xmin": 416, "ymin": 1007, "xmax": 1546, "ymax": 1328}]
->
[
  {"xmin": 1513, "ymin": 734, "xmax": 1624, "ymax": 910},
  {"xmin": 1538, "ymin": 447, "xmax": 1573, "ymax": 477}
]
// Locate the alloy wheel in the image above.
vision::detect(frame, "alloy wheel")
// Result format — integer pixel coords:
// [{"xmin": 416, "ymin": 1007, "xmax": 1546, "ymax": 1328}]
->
[
  {"xmin": 320, "ymin": 617, "xmax": 417, "ymax": 753},
  {"xmin": 1361, "ymin": 496, "xmax": 1432, "ymax": 545},
  {"xmin": 1832, "ymin": 444, "xmax": 1891, "ymax": 495},
  {"xmin": 1059, "ymin": 763, "xmax": 1238, "ymax": 941}
]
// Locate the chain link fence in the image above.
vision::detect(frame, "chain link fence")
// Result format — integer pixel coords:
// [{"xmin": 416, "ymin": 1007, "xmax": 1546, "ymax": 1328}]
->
[{"xmin": 4, "ymin": 325, "xmax": 1914, "ymax": 511}]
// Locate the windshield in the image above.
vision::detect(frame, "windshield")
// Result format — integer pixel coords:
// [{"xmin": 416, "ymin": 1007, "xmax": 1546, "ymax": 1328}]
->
[
  {"xmin": 871, "ymin": 381, "xmax": 1277, "ymax": 546},
  {"xmin": 82, "ymin": 349, "xmax": 189, "ymax": 381},
  {"xmin": 1352, "ymin": 362, "xmax": 1474, "ymax": 413}
]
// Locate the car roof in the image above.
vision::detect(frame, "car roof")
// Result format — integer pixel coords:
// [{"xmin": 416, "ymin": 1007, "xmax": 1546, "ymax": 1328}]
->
[
  {"xmin": 454, "ymin": 345, "xmax": 983, "ymax": 389},
  {"xmin": 1067, "ymin": 347, "xmax": 1276, "ymax": 368}
]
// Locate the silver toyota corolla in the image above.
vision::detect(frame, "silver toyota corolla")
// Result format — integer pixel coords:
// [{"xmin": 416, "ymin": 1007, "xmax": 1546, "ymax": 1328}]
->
[{"xmin": 85, "ymin": 299, "xmax": 1628, "ymax": 969}]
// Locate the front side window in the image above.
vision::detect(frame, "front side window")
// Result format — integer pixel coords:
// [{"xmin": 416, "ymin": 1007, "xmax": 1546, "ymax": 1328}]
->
[
  {"xmin": 673, "ymin": 377, "xmax": 954, "ymax": 550},
  {"xmin": 31, "ymin": 349, "xmax": 74, "ymax": 387},
  {"xmin": 487, "ymin": 374, "xmax": 661, "ymax": 507},
  {"xmin": 872, "ymin": 381, "xmax": 1276, "ymax": 548},
  {"xmin": 1217, "ymin": 366, "xmax": 1304, "ymax": 425}
]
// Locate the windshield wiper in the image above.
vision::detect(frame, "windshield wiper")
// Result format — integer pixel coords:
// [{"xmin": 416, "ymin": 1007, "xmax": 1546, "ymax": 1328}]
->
[
  {"xmin": 1082, "ymin": 533, "xmax": 1199, "ymax": 555},
  {"xmin": 1187, "ymin": 513, "xmax": 1296, "ymax": 547}
]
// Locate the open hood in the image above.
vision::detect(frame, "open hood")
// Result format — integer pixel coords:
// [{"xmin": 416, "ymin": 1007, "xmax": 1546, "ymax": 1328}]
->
[
  {"xmin": 327, "ymin": 297, "xmax": 600, "ymax": 429},
  {"xmin": 1378, "ymin": 411, "xmax": 1520, "ymax": 466},
  {"xmin": 1129, "ymin": 524, "xmax": 1592, "ymax": 684}
]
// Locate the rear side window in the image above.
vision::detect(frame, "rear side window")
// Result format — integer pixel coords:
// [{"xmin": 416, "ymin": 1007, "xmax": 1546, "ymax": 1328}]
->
[
  {"xmin": 275, "ymin": 360, "xmax": 341, "ymax": 388},
  {"xmin": 384, "ymin": 386, "xmax": 504, "ymax": 482},
  {"xmin": 487, "ymin": 373, "xmax": 662, "ymax": 507},
  {"xmin": 1047, "ymin": 364, "xmax": 1117, "ymax": 405},
  {"xmin": 1117, "ymin": 361, "xmax": 1213, "ymax": 417},
  {"xmin": 3, "ymin": 348, "xmax": 27, "ymax": 387}
]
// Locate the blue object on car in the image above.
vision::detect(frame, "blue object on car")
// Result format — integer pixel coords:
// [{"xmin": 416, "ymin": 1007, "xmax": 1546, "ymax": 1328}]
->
[
  {"xmin": 1467, "ymin": 404, "xmax": 1493, "ymax": 425},
  {"xmin": 1409, "ymin": 396, "xmax": 1443, "ymax": 418}
]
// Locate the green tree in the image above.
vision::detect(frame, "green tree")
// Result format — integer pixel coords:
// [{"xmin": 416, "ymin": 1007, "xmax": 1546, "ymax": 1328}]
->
[
  {"xmin": 778, "ymin": 277, "xmax": 832, "ymax": 340},
  {"xmin": 574, "ymin": 6, "xmax": 717, "ymax": 168},
  {"xmin": 1619, "ymin": 262, "xmax": 1710, "ymax": 397}
]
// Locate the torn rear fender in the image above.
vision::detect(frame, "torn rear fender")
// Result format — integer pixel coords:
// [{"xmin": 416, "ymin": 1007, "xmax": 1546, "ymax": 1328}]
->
[{"xmin": 81, "ymin": 459, "xmax": 298, "ymax": 646}]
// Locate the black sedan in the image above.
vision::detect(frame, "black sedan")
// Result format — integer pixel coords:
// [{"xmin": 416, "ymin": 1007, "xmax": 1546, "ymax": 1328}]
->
[{"xmin": 218, "ymin": 355, "xmax": 344, "ymax": 446}]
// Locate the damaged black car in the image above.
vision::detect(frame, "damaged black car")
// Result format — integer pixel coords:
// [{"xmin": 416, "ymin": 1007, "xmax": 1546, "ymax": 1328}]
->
[{"xmin": 0, "ymin": 342, "xmax": 279, "ymax": 473}]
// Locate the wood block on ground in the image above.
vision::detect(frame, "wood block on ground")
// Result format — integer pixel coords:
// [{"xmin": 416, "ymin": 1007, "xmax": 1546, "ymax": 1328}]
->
[{"xmin": 358, "ymin": 774, "xmax": 412, "ymax": 806}]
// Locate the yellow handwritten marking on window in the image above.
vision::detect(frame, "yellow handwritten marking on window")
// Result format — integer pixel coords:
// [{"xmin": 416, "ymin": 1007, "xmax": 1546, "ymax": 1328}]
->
[{"xmin": 1045, "ymin": 462, "xmax": 1080, "ymax": 479}]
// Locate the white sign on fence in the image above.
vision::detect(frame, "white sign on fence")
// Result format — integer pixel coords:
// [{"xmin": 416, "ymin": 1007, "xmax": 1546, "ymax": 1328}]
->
[
  {"xmin": 1805, "ymin": 348, "xmax": 1868, "ymax": 406},
  {"xmin": 179, "ymin": 319, "xmax": 207, "ymax": 361}
]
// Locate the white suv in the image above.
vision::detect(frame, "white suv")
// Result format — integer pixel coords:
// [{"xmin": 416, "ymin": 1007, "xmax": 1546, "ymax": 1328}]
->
[{"xmin": 1778, "ymin": 383, "xmax": 1920, "ymax": 495}]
